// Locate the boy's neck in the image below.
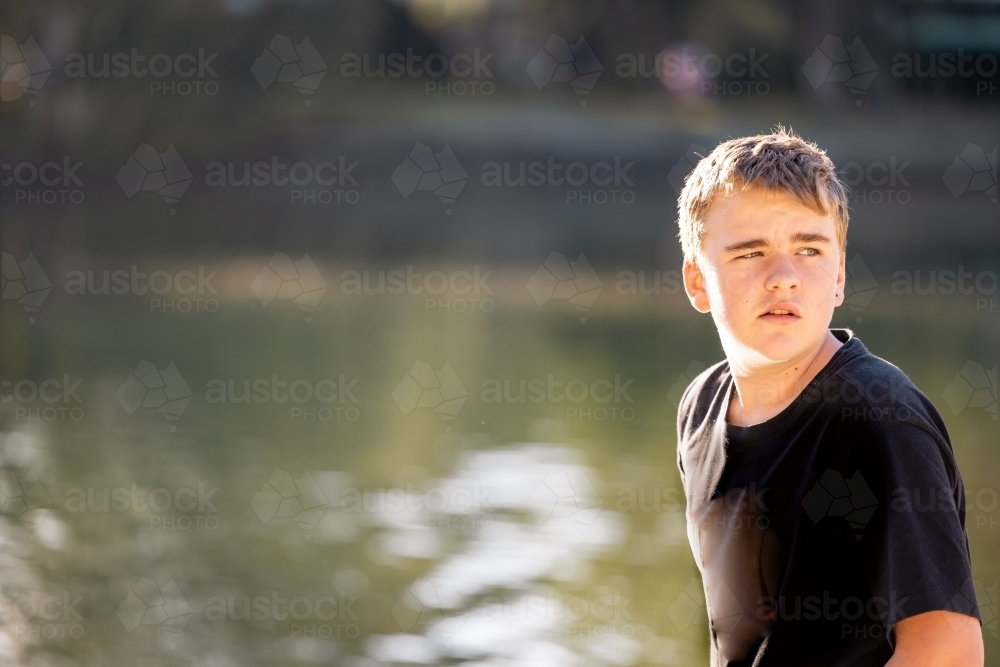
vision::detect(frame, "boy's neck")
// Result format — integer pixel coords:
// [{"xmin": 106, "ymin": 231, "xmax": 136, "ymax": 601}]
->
[{"xmin": 727, "ymin": 330, "xmax": 844, "ymax": 427}]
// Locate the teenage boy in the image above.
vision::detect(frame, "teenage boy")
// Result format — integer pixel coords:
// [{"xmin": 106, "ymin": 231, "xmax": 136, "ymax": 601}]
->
[{"xmin": 675, "ymin": 128, "xmax": 983, "ymax": 666}]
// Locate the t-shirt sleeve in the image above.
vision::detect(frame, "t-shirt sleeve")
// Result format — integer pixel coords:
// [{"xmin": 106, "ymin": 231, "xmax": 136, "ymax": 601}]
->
[
  {"xmin": 676, "ymin": 381, "xmax": 694, "ymax": 483},
  {"xmin": 848, "ymin": 421, "xmax": 981, "ymax": 632}
]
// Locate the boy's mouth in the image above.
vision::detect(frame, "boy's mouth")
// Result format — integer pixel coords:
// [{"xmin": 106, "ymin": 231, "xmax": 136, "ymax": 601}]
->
[{"xmin": 759, "ymin": 303, "xmax": 801, "ymax": 322}]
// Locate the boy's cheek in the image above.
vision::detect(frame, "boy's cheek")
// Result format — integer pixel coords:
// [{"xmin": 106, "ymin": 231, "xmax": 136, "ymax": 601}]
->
[{"xmin": 717, "ymin": 268, "xmax": 757, "ymax": 297}]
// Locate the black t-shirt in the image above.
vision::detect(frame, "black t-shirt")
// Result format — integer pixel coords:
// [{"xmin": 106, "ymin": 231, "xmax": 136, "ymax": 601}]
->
[{"xmin": 676, "ymin": 329, "xmax": 981, "ymax": 667}]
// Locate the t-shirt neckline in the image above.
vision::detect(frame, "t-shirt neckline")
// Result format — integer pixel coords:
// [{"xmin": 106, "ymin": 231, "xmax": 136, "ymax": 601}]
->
[{"xmin": 723, "ymin": 329, "xmax": 863, "ymax": 445}]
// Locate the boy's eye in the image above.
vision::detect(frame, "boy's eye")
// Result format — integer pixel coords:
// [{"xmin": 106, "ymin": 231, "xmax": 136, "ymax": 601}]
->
[{"xmin": 736, "ymin": 248, "xmax": 820, "ymax": 259}]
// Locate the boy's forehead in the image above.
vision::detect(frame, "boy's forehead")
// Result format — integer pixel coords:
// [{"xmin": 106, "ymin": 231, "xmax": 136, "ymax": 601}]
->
[{"xmin": 702, "ymin": 187, "xmax": 833, "ymax": 240}]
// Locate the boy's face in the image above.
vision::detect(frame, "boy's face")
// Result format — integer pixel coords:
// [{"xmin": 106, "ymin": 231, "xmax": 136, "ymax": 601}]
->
[{"xmin": 683, "ymin": 187, "xmax": 845, "ymax": 368}]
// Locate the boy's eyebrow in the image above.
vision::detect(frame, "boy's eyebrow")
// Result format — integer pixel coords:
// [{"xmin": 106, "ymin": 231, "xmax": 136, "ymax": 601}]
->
[{"xmin": 724, "ymin": 232, "xmax": 833, "ymax": 253}]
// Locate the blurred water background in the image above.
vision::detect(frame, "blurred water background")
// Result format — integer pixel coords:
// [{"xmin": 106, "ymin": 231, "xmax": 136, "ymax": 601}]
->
[{"xmin": 1, "ymin": 0, "xmax": 998, "ymax": 665}]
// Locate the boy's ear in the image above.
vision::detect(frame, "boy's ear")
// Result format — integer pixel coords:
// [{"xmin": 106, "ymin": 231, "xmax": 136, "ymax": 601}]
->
[{"xmin": 683, "ymin": 259, "xmax": 712, "ymax": 313}]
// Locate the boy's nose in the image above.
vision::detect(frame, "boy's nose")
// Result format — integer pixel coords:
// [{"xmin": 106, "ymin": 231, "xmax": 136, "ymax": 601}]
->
[{"xmin": 764, "ymin": 255, "xmax": 800, "ymax": 291}]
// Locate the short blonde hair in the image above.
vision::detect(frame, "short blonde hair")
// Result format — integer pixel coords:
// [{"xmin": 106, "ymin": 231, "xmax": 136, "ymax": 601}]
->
[{"xmin": 677, "ymin": 126, "xmax": 849, "ymax": 263}]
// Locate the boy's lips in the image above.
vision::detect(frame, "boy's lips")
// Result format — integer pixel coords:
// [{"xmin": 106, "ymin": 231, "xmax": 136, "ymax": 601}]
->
[{"xmin": 759, "ymin": 303, "xmax": 801, "ymax": 322}]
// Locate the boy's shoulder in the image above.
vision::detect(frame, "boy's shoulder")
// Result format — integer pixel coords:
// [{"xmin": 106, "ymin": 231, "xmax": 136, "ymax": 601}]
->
[
  {"xmin": 820, "ymin": 340, "xmax": 950, "ymax": 436},
  {"xmin": 676, "ymin": 359, "xmax": 730, "ymax": 422},
  {"xmin": 676, "ymin": 334, "xmax": 950, "ymax": 440}
]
